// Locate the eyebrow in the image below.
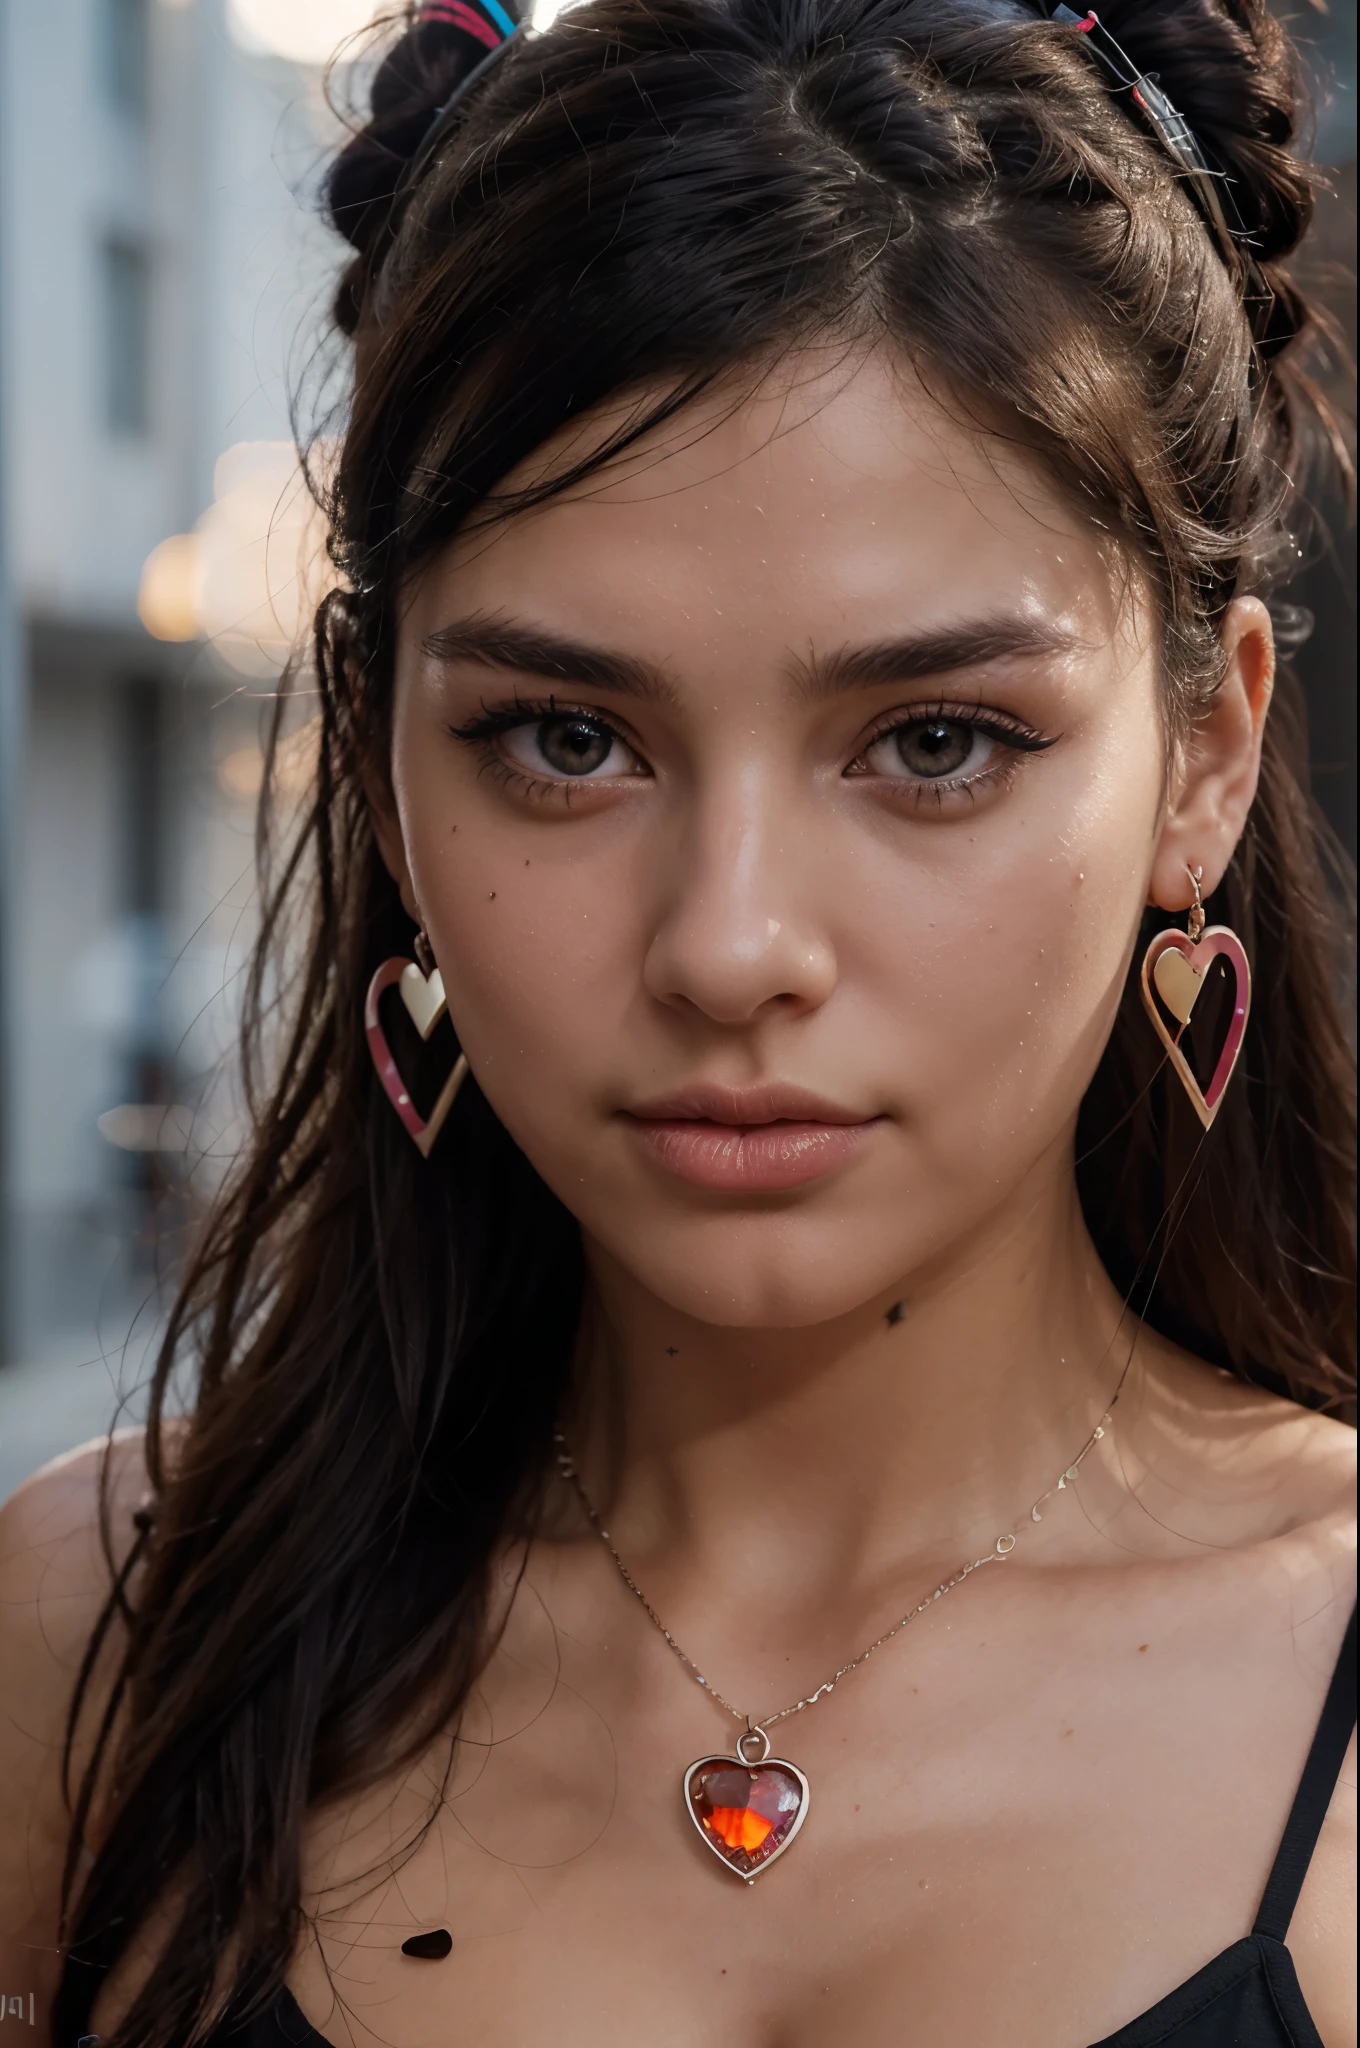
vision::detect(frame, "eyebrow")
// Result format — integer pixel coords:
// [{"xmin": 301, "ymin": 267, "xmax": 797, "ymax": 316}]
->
[
  {"xmin": 798, "ymin": 617, "xmax": 1080, "ymax": 699},
  {"xmin": 422, "ymin": 615, "xmax": 675, "ymax": 702},
  {"xmin": 422, "ymin": 611, "xmax": 1076, "ymax": 703}
]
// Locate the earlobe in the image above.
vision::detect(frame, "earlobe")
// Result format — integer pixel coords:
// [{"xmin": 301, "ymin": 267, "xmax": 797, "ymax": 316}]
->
[{"xmin": 1147, "ymin": 596, "xmax": 1274, "ymax": 912}]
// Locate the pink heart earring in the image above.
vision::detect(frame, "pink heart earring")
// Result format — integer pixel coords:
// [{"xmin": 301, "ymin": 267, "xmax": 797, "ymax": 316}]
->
[
  {"xmin": 364, "ymin": 926, "xmax": 469, "ymax": 1158},
  {"xmin": 1139, "ymin": 864, "xmax": 1251, "ymax": 1130}
]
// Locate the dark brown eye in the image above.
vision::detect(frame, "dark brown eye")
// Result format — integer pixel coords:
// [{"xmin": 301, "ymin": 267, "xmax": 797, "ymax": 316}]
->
[
  {"xmin": 893, "ymin": 719, "xmax": 974, "ymax": 777},
  {"xmin": 536, "ymin": 716, "xmax": 615, "ymax": 775},
  {"xmin": 494, "ymin": 708, "xmax": 646, "ymax": 784}
]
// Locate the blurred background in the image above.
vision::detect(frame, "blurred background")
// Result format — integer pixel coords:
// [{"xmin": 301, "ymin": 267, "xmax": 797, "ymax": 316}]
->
[
  {"xmin": 0, "ymin": 0, "xmax": 1354, "ymax": 1503},
  {"xmin": 0, "ymin": 0, "xmax": 377, "ymax": 1498}
]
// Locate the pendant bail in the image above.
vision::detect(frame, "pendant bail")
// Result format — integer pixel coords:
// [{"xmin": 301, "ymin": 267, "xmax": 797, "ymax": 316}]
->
[
  {"xmin": 736, "ymin": 1722, "xmax": 772, "ymax": 1766},
  {"xmin": 1186, "ymin": 862, "xmax": 1206, "ymax": 944}
]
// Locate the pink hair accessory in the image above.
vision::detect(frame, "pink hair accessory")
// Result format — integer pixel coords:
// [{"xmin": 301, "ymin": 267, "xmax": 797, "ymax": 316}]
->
[{"xmin": 417, "ymin": 1, "xmax": 504, "ymax": 48}]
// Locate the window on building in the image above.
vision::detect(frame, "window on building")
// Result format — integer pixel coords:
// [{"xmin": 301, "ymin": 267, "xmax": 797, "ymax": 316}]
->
[
  {"xmin": 100, "ymin": 0, "xmax": 149, "ymax": 120},
  {"xmin": 101, "ymin": 237, "xmax": 152, "ymax": 436}
]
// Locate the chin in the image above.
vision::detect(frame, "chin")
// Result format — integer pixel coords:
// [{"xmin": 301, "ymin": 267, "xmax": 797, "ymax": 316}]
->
[{"xmin": 592, "ymin": 1210, "xmax": 927, "ymax": 1329}]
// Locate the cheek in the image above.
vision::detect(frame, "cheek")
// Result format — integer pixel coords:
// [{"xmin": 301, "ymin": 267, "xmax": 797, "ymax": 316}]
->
[
  {"xmin": 405, "ymin": 817, "xmax": 649, "ymax": 1157},
  {"xmin": 388, "ymin": 692, "xmax": 656, "ymax": 1184},
  {"xmin": 873, "ymin": 726, "xmax": 1163, "ymax": 1170}
]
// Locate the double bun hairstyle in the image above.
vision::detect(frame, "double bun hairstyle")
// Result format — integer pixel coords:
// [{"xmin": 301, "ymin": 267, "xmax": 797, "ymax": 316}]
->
[{"xmin": 58, "ymin": 1, "xmax": 1354, "ymax": 2042}]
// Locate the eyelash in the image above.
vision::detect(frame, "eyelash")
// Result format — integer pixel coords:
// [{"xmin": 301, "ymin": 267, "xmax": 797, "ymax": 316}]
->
[
  {"xmin": 847, "ymin": 700, "xmax": 1057, "ymax": 807},
  {"xmin": 448, "ymin": 695, "xmax": 640, "ymax": 803},
  {"xmin": 451, "ymin": 694, "xmax": 608, "ymax": 745},
  {"xmin": 447, "ymin": 694, "xmax": 1058, "ymax": 805}
]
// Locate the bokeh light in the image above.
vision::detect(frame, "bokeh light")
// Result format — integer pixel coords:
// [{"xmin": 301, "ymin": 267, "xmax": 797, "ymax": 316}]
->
[{"xmin": 226, "ymin": 0, "xmax": 387, "ymax": 67}]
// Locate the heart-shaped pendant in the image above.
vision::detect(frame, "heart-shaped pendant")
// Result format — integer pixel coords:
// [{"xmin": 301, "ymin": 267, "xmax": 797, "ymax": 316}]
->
[
  {"xmin": 1139, "ymin": 924, "xmax": 1250, "ymax": 1130},
  {"xmin": 684, "ymin": 1733, "xmax": 809, "ymax": 1882},
  {"xmin": 365, "ymin": 957, "xmax": 468, "ymax": 1158}
]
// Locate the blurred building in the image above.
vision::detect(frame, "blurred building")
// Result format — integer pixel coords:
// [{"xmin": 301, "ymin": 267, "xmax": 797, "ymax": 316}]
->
[{"xmin": 0, "ymin": 0, "xmax": 351, "ymax": 1368}]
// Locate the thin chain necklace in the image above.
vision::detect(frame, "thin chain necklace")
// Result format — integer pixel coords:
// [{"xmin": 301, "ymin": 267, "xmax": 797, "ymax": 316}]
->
[{"xmin": 553, "ymin": 1379, "xmax": 1123, "ymax": 1883}]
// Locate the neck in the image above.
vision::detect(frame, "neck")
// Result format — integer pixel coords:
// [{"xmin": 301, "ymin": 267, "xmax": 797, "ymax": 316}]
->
[{"xmin": 570, "ymin": 1150, "xmax": 1134, "ymax": 1601}]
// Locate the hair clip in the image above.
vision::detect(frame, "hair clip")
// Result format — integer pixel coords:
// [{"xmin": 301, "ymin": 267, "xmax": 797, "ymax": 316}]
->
[{"xmin": 1048, "ymin": 6, "xmax": 1254, "ymax": 259}]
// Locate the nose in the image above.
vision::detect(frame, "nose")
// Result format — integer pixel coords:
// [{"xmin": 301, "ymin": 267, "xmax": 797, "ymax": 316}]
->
[{"xmin": 642, "ymin": 778, "xmax": 838, "ymax": 1026}]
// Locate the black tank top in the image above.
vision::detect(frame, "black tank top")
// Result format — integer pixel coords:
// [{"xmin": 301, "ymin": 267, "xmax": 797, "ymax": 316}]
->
[{"xmin": 65, "ymin": 1605, "xmax": 1356, "ymax": 2048}]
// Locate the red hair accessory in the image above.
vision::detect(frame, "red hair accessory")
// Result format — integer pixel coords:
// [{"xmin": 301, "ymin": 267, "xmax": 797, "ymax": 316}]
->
[
  {"xmin": 399, "ymin": 0, "xmax": 522, "ymax": 197},
  {"xmin": 417, "ymin": 0, "xmax": 513, "ymax": 47},
  {"xmin": 1049, "ymin": 4, "xmax": 1258, "ymax": 272}
]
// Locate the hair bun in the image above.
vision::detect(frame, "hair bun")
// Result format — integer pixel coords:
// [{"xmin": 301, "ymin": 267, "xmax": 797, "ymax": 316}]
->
[
  {"xmin": 329, "ymin": 3, "xmax": 521, "ymax": 335},
  {"xmin": 1095, "ymin": 0, "xmax": 1313, "ymax": 267}
]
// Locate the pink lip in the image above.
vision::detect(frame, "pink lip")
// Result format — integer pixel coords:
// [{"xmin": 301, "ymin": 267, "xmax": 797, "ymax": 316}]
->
[{"xmin": 624, "ymin": 1085, "xmax": 881, "ymax": 1193}]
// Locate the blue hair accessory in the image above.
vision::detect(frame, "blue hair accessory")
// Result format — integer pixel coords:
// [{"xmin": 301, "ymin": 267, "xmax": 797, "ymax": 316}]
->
[
  {"xmin": 406, "ymin": 0, "xmax": 524, "ymax": 185},
  {"xmin": 417, "ymin": 0, "xmax": 517, "ymax": 40}
]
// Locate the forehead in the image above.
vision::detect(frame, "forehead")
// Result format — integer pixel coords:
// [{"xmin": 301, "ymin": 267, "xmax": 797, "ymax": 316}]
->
[{"xmin": 420, "ymin": 349, "xmax": 1122, "ymax": 653}]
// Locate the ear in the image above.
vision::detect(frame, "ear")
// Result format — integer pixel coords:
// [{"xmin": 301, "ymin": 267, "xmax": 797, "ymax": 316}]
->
[
  {"xmin": 1149, "ymin": 596, "xmax": 1274, "ymax": 913},
  {"xmin": 362, "ymin": 760, "xmax": 422, "ymax": 926}
]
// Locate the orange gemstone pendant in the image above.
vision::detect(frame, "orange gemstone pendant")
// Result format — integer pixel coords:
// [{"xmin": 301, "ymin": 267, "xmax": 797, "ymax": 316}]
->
[{"xmin": 683, "ymin": 1727, "xmax": 809, "ymax": 1881}]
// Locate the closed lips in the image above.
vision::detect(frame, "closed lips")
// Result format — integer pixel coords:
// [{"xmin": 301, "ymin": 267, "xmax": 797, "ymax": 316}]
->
[{"xmin": 624, "ymin": 1087, "xmax": 881, "ymax": 1191}]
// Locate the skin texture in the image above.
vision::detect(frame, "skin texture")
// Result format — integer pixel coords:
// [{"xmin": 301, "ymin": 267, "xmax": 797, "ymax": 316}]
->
[{"xmin": 1, "ymin": 351, "xmax": 1354, "ymax": 2047}]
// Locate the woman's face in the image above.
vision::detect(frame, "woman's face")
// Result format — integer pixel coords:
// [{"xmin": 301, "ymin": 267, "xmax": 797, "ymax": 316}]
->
[{"xmin": 386, "ymin": 351, "xmax": 1169, "ymax": 1326}]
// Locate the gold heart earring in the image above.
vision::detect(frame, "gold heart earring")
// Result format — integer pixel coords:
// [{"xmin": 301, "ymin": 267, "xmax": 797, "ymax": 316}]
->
[
  {"xmin": 364, "ymin": 925, "xmax": 470, "ymax": 1157},
  {"xmin": 1139, "ymin": 864, "xmax": 1251, "ymax": 1130}
]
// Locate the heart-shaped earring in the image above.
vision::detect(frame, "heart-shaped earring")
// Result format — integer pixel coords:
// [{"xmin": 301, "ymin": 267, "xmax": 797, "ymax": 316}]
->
[
  {"xmin": 1139, "ymin": 865, "xmax": 1250, "ymax": 1130},
  {"xmin": 364, "ymin": 929, "xmax": 469, "ymax": 1158}
]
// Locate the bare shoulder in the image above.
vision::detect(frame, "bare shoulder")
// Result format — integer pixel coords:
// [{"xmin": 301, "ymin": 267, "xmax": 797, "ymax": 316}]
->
[
  {"xmin": 0, "ymin": 1430, "xmax": 155, "ymax": 2007},
  {"xmin": 1134, "ymin": 1337, "xmax": 1356, "ymax": 1554},
  {"xmin": 1278, "ymin": 1404, "xmax": 1358, "ymax": 2048},
  {"xmin": 1139, "ymin": 1360, "xmax": 1357, "ymax": 2047},
  {"xmin": 1, "ymin": 1426, "xmax": 153, "ymax": 1632},
  {"xmin": 1137, "ymin": 1349, "xmax": 1357, "ymax": 2039},
  {"xmin": 1233, "ymin": 1384, "xmax": 1356, "ymax": 1557}
]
